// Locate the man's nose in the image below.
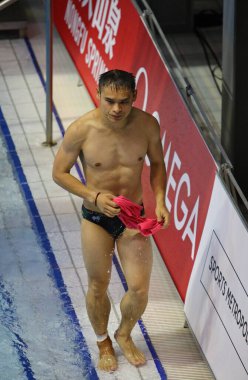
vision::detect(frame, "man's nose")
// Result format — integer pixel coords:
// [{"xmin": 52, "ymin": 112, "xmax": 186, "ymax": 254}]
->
[{"xmin": 113, "ymin": 103, "xmax": 121, "ymax": 113}]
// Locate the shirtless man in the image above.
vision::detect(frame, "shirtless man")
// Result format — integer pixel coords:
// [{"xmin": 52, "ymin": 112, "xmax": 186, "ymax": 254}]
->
[{"xmin": 52, "ymin": 69, "xmax": 170, "ymax": 372}]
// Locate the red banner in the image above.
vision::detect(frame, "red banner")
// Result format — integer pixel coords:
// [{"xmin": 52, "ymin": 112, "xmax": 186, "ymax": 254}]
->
[{"xmin": 54, "ymin": 0, "xmax": 217, "ymax": 300}]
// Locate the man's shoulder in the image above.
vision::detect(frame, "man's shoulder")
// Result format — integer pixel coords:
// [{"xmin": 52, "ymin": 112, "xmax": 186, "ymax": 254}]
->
[
  {"xmin": 132, "ymin": 107, "xmax": 159, "ymax": 127},
  {"xmin": 62, "ymin": 109, "xmax": 99, "ymax": 148},
  {"xmin": 67, "ymin": 109, "xmax": 98, "ymax": 134}
]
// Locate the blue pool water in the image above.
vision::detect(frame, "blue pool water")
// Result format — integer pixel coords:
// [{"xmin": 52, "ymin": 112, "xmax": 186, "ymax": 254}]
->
[{"xmin": 0, "ymin": 112, "xmax": 97, "ymax": 380}]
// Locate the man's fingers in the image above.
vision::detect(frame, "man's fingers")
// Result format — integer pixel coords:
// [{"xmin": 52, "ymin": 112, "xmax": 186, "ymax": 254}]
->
[
  {"xmin": 158, "ymin": 213, "xmax": 170, "ymax": 228},
  {"xmin": 104, "ymin": 195, "xmax": 120, "ymax": 209},
  {"xmin": 104, "ymin": 204, "xmax": 120, "ymax": 217},
  {"xmin": 110, "ymin": 202, "xmax": 120, "ymax": 209},
  {"xmin": 108, "ymin": 203, "xmax": 120, "ymax": 212},
  {"xmin": 163, "ymin": 217, "xmax": 170, "ymax": 228}
]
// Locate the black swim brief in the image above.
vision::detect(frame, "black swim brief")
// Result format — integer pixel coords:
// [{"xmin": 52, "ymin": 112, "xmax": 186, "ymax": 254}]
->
[
  {"xmin": 81, "ymin": 204, "xmax": 145, "ymax": 239},
  {"xmin": 81, "ymin": 205, "xmax": 126, "ymax": 239}
]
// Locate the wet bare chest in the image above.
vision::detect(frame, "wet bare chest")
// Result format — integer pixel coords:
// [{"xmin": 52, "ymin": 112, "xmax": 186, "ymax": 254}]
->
[{"xmin": 82, "ymin": 131, "xmax": 147, "ymax": 169}]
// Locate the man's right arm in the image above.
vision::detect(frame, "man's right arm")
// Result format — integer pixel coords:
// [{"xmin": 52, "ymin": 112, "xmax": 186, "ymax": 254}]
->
[{"xmin": 52, "ymin": 122, "xmax": 97, "ymax": 203}]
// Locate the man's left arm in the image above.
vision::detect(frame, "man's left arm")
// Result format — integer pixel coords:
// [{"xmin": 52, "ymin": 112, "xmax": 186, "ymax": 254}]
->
[{"xmin": 147, "ymin": 117, "xmax": 170, "ymax": 228}]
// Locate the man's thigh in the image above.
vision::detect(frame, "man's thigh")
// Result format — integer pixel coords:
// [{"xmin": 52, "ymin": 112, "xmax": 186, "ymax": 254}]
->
[
  {"xmin": 81, "ymin": 219, "xmax": 115, "ymax": 282},
  {"xmin": 116, "ymin": 230, "xmax": 153, "ymax": 291}
]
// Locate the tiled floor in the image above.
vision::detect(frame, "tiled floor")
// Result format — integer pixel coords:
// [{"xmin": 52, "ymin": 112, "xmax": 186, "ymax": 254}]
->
[{"xmin": 0, "ymin": 11, "xmax": 217, "ymax": 380}]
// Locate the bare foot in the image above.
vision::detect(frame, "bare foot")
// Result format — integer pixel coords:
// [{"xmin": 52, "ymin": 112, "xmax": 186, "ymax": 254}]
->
[
  {"xmin": 97, "ymin": 336, "xmax": 118, "ymax": 372},
  {"xmin": 114, "ymin": 330, "xmax": 146, "ymax": 366}
]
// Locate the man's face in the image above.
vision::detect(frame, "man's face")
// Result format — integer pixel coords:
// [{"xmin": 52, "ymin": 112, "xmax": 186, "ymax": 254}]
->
[{"xmin": 98, "ymin": 86, "xmax": 137, "ymax": 123}]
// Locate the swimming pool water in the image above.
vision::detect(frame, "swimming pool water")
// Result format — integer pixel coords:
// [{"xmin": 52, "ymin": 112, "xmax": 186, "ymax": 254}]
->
[{"xmin": 0, "ymin": 117, "xmax": 96, "ymax": 380}]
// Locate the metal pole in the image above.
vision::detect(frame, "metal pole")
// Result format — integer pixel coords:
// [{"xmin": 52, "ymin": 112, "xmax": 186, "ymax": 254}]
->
[{"xmin": 44, "ymin": 0, "xmax": 55, "ymax": 146}]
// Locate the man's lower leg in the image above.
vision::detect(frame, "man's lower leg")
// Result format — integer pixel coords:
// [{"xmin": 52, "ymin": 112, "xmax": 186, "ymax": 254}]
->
[
  {"xmin": 115, "ymin": 290, "xmax": 148, "ymax": 366},
  {"xmin": 86, "ymin": 289, "xmax": 110, "ymax": 334},
  {"xmin": 86, "ymin": 289, "xmax": 118, "ymax": 371}
]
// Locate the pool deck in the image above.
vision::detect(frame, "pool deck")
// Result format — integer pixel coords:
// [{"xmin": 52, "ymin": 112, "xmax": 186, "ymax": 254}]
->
[{"xmin": 0, "ymin": 28, "xmax": 215, "ymax": 380}]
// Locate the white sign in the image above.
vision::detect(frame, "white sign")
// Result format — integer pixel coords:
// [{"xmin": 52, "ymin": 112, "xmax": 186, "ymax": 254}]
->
[{"xmin": 185, "ymin": 174, "xmax": 248, "ymax": 380}]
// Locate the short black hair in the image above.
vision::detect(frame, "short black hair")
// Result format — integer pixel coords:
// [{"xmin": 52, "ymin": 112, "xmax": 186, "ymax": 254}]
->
[{"xmin": 98, "ymin": 69, "xmax": 136, "ymax": 93}]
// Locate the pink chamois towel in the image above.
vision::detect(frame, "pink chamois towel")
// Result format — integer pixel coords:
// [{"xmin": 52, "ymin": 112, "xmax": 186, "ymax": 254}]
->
[{"xmin": 113, "ymin": 195, "xmax": 163, "ymax": 236}]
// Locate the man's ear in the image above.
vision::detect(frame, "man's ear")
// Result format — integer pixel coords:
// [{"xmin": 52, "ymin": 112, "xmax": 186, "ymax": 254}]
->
[
  {"xmin": 96, "ymin": 88, "xmax": 100, "ymax": 99},
  {"xmin": 133, "ymin": 90, "xmax": 137, "ymax": 102}
]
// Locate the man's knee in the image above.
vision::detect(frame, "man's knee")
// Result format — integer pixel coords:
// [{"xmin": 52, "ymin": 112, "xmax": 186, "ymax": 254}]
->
[
  {"xmin": 88, "ymin": 278, "xmax": 109, "ymax": 298},
  {"xmin": 128, "ymin": 286, "xmax": 149, "ymax": 302}
]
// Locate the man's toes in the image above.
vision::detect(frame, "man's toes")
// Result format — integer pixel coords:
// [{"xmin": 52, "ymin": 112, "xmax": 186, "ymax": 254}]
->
[
  {"xmin": 133, "ymin": 355, "xmax": 146, "ymax": 366},
  {"xmin": 98, "ymin": 356, "xmax": 118, "ymax": 372}
]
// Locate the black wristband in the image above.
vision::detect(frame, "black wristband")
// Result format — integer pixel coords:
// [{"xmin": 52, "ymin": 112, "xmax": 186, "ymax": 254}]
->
[{"xmin": 94, "ymin": 192, "xmax": 101, "ymax": 206}]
